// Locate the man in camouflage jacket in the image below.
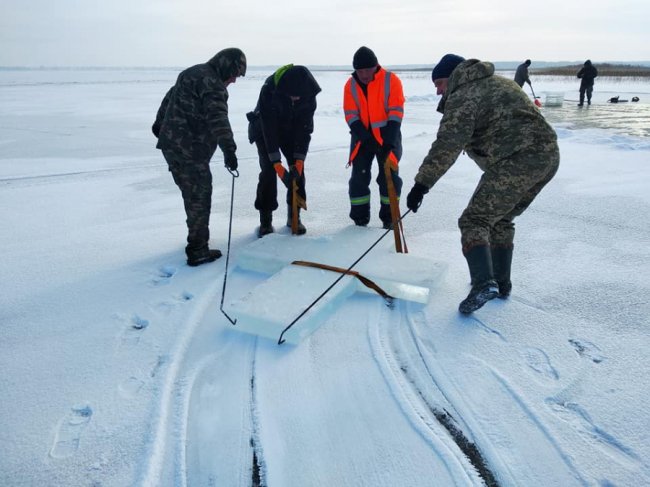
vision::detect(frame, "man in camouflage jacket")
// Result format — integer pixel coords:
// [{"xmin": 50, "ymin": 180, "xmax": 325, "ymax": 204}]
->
[
  {"xmin": 406, "ymin": 54, "xmax": 560, "ymax": 314},
  {"xmin": 152, "ymin": 48, "xmax": 246, "ymax": 266}
]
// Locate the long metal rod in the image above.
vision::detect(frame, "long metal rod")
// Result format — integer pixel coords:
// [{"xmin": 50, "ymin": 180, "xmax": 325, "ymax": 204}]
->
[
  {"xmin": 277, "ymin": 209, "xmax": 412, "ymax": 344},
  {"xmin": 220, "ymin": 168, "xmax": 239, "ymax": 325}
]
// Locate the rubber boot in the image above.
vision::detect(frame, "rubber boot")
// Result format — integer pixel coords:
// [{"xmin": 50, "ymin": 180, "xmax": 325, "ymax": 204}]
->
[
  {"xmin": 459, "ymin": 245, "xmax": 499, "ymax": 314},
  {"xmin": 287, "ymin": 206, "xmax": 306, "ymax": 235},
  {"xmin": 187, "ymin": 248, "xmax": 222, "ymax": 267},
  {"xmin": 492, "ymin": 245, "xmax": 513, "ymax": 298},
  {"xmin": 258, "ymin": 211, "xmax": 274, "ymax": 238}
]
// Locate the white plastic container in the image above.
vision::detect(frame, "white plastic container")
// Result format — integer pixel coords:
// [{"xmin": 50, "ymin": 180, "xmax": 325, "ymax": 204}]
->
[{"xmin": 545, "ymin": 92, "xmax": 565, "ymax": 107}]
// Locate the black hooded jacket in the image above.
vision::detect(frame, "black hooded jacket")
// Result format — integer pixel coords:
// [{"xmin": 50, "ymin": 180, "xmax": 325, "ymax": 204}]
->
[
  {"xmin": 248, "ymin": 65, "xmax": 321, "ymax": 163},
  {"xmin": 577, "ymin": 61, "xmax": 598, "ymax": 88}
]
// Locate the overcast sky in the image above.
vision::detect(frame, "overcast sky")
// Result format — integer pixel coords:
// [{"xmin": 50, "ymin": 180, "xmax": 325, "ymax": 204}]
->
[{"xmin": 1, "ymin": 0, "xmax": 648, "ymax": 67}]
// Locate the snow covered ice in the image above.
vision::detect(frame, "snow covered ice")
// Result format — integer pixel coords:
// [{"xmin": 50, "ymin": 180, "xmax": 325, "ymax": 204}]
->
[{"xmin": 1, "ymin": 67, "xmax": 650, "ymax": 486}]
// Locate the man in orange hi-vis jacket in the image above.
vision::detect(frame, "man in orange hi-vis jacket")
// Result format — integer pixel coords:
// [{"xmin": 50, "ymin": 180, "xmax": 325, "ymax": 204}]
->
[{"xmin": 343, "ymin": 46, "xmax": 405, "ymax": 228}]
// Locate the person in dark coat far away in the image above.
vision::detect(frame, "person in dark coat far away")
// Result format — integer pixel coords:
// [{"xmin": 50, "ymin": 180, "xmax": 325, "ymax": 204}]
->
[
  {"xmin": 514, "ymin": 59, "xmax": 531, "ymax": 88},
  {"xmin": 577, "ymin": 59, "xmax": 598, "ymax": 106}
]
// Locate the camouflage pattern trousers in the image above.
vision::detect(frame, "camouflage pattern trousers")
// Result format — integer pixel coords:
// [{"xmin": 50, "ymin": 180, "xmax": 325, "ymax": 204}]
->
[
  {"xmin": 459, "ymin": 145, "xmax": 560, "ymax": 252},
  {"xmin": 163, "ymin": 150, "xmax": 213, "ymax": 257}
]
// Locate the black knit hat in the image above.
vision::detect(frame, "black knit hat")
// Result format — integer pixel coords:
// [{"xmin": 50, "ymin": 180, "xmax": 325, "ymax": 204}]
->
[
  {"xmin": 353, "ymin": 46, "xmax": 378, "ymax": 69},
  {"xmin": 431, "ymin": 54, "xmax": 465, "ymax": 81}
]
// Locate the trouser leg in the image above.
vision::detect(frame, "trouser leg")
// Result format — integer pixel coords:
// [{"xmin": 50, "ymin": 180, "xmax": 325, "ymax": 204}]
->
[
  {"xmin": 376, "ymin": 159, "xmax": 403, "ymax": 225},
  {"xmin": 164, "ymin": 151, "xmax": 212, "ymax": 257},
  {"xmin": 459, "ymin": 145, "xmax": 560, "ymax": 253},
  {"xmin": 254, "ymin": 141, "xmax": 279, "ymax": 213},
  {"xmin": 348, "ymin": 147, "xmax": 373, "ymax": 224}
]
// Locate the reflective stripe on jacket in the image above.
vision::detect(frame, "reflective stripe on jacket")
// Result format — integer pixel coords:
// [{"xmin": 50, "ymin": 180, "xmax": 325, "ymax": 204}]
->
[{"xmin": 343, "ymin": 67, "xmax": 404, "ymax": 164}]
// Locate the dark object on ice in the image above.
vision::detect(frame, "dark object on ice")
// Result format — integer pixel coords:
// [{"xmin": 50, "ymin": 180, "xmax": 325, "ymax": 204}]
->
[
  {"xmin": 607, "ymin": 96, "xmax": 629, "ymax": 103},
  {"xmin": 632, "ymin": 96, "xmax": 640, "ymax": 102}
]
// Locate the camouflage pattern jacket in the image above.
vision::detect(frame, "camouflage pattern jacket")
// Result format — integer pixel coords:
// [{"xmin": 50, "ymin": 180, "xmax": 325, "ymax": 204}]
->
[
  {"xmin": 415, "ymin": 60, "xmax": 557, "ymax": 188},
  {"xmin": 154, "ymin": 54, "xmax": 237, "ymax": 163}
]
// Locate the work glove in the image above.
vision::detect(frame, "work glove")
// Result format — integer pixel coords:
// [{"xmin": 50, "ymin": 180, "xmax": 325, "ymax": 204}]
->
[
  {"xmin": 364, "ymin": 137, "xmax": 380, "ymax": 154},
  {"xmin": 224, "ymin": 152, "xmax": 238, "ymax": 171},
  {"xmin": 377, "ymin": 144, "xmax": 393, "ymax": 164},
  {"xmin": 290, "ymin": 159, "xmax": 304, "ymax": 179},
  {"xmin": 273, "ymin": 162, "xmax": 292, "ymax": 188},
  {"xmin": 406, "ymin": 183, "xmax": 429, "ymax": 213}
]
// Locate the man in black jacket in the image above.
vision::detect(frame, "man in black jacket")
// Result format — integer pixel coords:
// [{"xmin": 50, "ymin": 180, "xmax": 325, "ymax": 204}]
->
[
  {"xmin": 514, "ymin": 59, "xmax": 531, "ymax": 88},
  {"xmin": 577, "ymin": 60, "xmax": 598, "ymax": 106},
  {"xmin": 247, "ymin": 65, "xmax": 321, "ymax": 237},
  {"xmin": 153, "ymin": 48, "xmax": 246, "ymax": 266}
]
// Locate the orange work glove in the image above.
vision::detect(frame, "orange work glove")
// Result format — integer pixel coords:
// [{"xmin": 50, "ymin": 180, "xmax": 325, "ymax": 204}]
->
[
  {"xmin": 290, "ymin": 159, "xmax": 304, "ymax": 178},
  {"xmin": 273, "ymin": 162, "xmax": 291, "ymax": 188}
]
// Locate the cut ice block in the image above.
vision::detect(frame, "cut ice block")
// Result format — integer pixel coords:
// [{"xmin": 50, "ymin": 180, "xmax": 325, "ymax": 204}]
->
[
  {"xmin": 226, "ymin": 226, "xmax": 447, "ymax": 344},
  {"xmin": 225, "ymin": 266, "xmax": 357, "ymax": 344},
  {"xmin": 235, "ymin": 226, "xmax": 442, "ymax": 304}
]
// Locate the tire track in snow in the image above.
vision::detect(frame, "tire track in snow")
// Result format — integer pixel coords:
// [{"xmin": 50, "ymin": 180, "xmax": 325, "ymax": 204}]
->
[
  {"xmin": 138, "ymin": 268, "xmax": 258, "ymax": 486},
  {"xmin": 368, "ymin": 301, "xmax": 487, "ymax": 486}
]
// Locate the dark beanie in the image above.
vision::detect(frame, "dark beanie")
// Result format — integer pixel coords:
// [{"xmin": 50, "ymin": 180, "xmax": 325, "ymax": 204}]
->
[
  {"xmin": 353, "ymin": 46, "xmax": 378, "ymax": 69},
  {"xmin": 431, "ymin": 54, "xmax": 465, "ymax": 81}
]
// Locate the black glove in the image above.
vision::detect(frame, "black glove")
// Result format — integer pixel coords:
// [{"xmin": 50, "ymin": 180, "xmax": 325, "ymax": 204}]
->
[
  {"xmin": 406, "ymin": 183, "xmax": 429, "ymax": 213},
  {"xmin": 151, "ymin": 122, "xmax": 160, "ymax": 138},
  {"xmin": 224, "ymin": 152, "xmax": 238, "ymax": 171},
  {"xmin": 364, "ymin": 137, "xmax": 380, "ymax": 154},
  {"xmin": 377, "ymin": 143, "xmax": 393, "ymax": 163}
]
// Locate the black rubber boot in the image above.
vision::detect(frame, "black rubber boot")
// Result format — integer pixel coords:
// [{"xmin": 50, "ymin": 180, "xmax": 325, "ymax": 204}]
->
[
  {"xmin": 492, "ymin": 245, "xmax": 513, "ymax": 298},
  {"xmin": 187, "ymin": 248, "xmax": 222, "ymax": 267},
  {"xmin": 287, "ymin": 206, "xmax": 306, "ymax": 235},
  {"xmin": 459, "ymin": 245, "xmax": 499, "ymax": 314},
  {"xmin": 258, "ymin": 211, "xmax": 274, "ymax": 238}
]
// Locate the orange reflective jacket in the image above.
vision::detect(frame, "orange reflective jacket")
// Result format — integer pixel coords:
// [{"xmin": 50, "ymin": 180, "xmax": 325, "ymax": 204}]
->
[{"xmin": 343, "ymin": 67, "xmax": 404, "ymax": 165}]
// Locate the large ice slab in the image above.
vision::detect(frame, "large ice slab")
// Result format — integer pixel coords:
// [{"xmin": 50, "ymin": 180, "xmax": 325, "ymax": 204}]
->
[
  {"xmin": 227, "ymin": 266, "xmax": 357, "ymax": 344},
  {"xmin": 226, "ymin": 226, "xmax": 446, "ymax": 344}
]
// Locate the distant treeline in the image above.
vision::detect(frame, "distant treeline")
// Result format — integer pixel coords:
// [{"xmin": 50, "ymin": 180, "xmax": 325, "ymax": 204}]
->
[{"xmin": 532, "ymin": 63, "xmax": 650, "ymax": 77}]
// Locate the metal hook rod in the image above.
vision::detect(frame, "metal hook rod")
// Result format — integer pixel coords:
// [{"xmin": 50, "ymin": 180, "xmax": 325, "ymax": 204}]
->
[
  {"xmin": 277, "ymin": 209, "xmax": 412, "ymax": 344},
  {"xmin": 220, "ymin": 171, "xmax": 238, "ymax": 325}
]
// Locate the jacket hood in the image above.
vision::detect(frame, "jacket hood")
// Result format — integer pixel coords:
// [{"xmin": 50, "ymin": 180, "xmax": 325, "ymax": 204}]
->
[
  {"xmin": 275, "ymin": 65, "xmax": 321, "ymax": 98},
  {"xmin": 208, "ymin": 48, "xmax": 247, "ymax": 82},
  {"xmin": 446, "ymin": 59, "xmax": 495, "ymax": 94}
]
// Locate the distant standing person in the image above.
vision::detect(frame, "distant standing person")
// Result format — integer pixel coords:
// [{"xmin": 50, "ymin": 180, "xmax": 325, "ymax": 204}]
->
[
  {"xmin": 514, "ymin": 59, "xmax": 532, "ymax": 88},
  {"xmin": 247, "ymin": 64, "xmax": 321, "ymax": 237},
  {"xmin": 577, "ymin": 59, "xmax": 598, "ymax": 106},
  {"xmin": 405, "ymin": 54, "xmax": 560, "ymax": 314},
  {"xmin": 343, "ymin": 46, "xmax": 405, "ymax": 228},
  {"xmin": 152, "ymin": 48, "xmax": 246, "ymax": 266}
]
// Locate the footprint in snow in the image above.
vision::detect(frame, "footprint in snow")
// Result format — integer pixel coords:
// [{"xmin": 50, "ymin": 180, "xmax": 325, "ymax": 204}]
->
[
  {"xmin": 113, "ymin": 313, "xmax": 150, "ymax": 348},
  {"xmin": 568, "ymin": 338, "xmax": 606, "ymax": 363},
  {"xmin": 546, "ymin": 398, "xmax": 638, "ymax": 462},
  {"xmin": 153, "ymin": 291, "xmax": 194, "ymax": 315},
  {"xmin": 49, "ymin": 404, "xmax": 93, "ymax": 459},
  {"xmin": 151, "ymin": 265, "xmax": 177, "ymax": 286},
  {"xmin": 521, "ymin": 347, "xmax": 559, "ymax": 380},
  {"xmin": 118, "ymin": 376, "xmax": 145, "ymax": 398}
]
